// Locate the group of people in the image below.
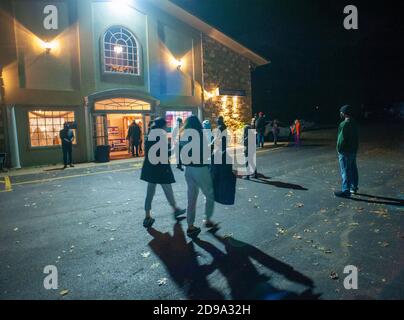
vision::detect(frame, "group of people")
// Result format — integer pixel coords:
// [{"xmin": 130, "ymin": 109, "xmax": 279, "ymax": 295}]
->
[{"xmin": 140, "ymin": 115, "xmax": 227, "ymax": 238}]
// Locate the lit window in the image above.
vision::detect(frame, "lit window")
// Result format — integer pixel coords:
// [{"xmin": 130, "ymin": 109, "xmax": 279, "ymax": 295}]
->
[
  {"xmin": 103, "ymin": 26, "xmax": 140, "ymax": 75},
  {"xmin": 165, "ymin": 111, "xmax": 193, "ymax": 133},
  {"xmin": 28, "ymin": 111, "xmax": 76, "ymax": 147},
  {"xmin": 94, "ymin": 98, "xmax": 150, "ymax": 111}
]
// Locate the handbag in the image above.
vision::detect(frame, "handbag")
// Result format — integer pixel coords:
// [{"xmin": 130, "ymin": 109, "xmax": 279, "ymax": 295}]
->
[{"xmin": 211, "ymin": 163, "xmax": 237, "ymax": 205}]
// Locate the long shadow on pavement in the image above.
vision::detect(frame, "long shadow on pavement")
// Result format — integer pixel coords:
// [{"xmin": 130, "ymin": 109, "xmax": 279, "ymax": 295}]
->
[
  {"xmin": 147, "ymin": 223, "xmax": 224, "ymax": 300},
  {"xmin": 194, "ymin": 232, "xmax": 320, "ymax": 300},
  {"xmin": 148, "ymin": 223, "xmax": 320, "ymax": 300},
  {"xmin": 348, "ymin": 193, "xmax": 404, "ymax": 206},
  {"xmin": 238, "ymin": 174, "xmax": 308, "ymax": 191}
]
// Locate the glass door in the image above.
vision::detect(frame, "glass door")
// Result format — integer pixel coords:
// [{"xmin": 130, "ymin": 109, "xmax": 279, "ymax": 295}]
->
[{"xmin": 94, "ymin": 114, "xmax": 108, "ymax": 146}]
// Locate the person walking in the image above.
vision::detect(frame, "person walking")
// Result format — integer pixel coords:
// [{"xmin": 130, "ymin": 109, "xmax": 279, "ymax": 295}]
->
[
  {"xmin": 59, "ymin": 122, "xmax": 74, "ymax": 169},
  {"xmin": 140, "ymin": 117, "xmax": 186, "ymax": 228},
  {"xmin": 127, "ymin": 120, "xmax": 141, "ymax": 157},
  {"xmin": 172, "ymin": 117, "xmax": 184, "ymax": 171},
  {"xmin": 335, "ymin": 105, "xmax": 359, "ymax": 198},
  {"xmin": 255, "ymin": 112, "xmax": 266, "ymax": 148},
  {"xmin": 272, "ymin": 120, "xmax": 280, "ymax": 146},
  {"xmin": 183, "ymin": 116, "xmax": 217, "ymax": 238}
]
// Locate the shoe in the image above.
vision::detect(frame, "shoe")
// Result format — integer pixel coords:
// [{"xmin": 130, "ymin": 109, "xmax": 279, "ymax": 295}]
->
[
  {"xmin": 243, "ymin": 176, "xmax": 250, "ymax": 180},
  {"xmin": 334, "ymin": 191, "xmax": 351, "ymax": 198},
  {"xmin": 173, "ymin": 208, "xmax": 186, "ymax": 219},
  {"xmin": 63, "ymin": 165, "xmax": 67, "ymax": 169},
  {"xmin": 176, "ymin": 166, "xmax": 184, "ymax": 171},
  {"xmin": 69, "ymin": 164, "xmax": 74, "ymax": 167},
  {"xmin": 186, "ymin": 227, "xmax": 201, "ymax": 238},
  {"xmin": 143, "ymin": 217, "xmax": 155, "ymax": 228},
  {"xmin": 204, "ymin": 220, "xmax": 219, "ymax": 229},
  {"xmin": 350, "ymin": 188, "xmax": 358, "ymax": 195}
]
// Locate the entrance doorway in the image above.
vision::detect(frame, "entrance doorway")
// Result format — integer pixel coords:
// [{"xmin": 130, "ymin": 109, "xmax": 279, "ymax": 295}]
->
[
  {"xmin": 106, "ymin": 113, "xmax": 146, "ymax": 160},
  {"xmin": 92, "ymin": 97, "xmax": 153, "ymax": 161}
]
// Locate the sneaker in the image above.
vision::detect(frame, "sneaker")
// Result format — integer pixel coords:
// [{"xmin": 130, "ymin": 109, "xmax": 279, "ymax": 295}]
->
[
  {"xmin": 173, "ymin": 208, "xmax": 186, "ymax": 219},
  {"xmin": 63, "ymin": 165, "xmax": 67, "ymax": 169},
  {"xmin": 204, "ymin": 220, "xmax": 219, "ymax": 229},
  {"xmin": 176, "ymin": 166, "xmax": 184, "ymax": 171},
  {"xmin": 69, "ymin": 164, "xmax": 74, "ymax": 167},
  {"xmin": 350, "ymin": 189, "xmax": 358, "ymax": 195},
  {"xmin": 186, "ymin": 227, "xmax": 201, "ymax": 238},
  {"xmin": 143, "ymin": 217, "xmax": 155, "ymax": 228},
  {"xmin": 334, "ymin": 191, "xmax": 351, "ymax": 198}
]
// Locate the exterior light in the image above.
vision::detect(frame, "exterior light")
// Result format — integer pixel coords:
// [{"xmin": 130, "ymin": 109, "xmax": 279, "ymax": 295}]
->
[
  {"xmin": 176, "ymin": 59, "xmax": 183, "ymax": 70},
  {"xmin": 41, "ymin": 40, "xmax": 57, "ymax": 54},
  {"xmin": 114, "ymin": 45, "xmax": 123, "ymax": 54}
]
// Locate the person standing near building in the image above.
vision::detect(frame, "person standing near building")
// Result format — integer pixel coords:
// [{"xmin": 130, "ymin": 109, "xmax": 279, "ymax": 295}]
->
[
  {"xmin": 335, "ymin": 105, "xmax": 359, "ymax": 198},
  {"xmin": 272, "ymin": 119, "xmax": 280, "ymax": 146},
  {"xmin": 255, "ymin": 112, "xmax": 266, "ymax": 148},
  {"xmin": 140, "ymin": 117, "xmax": 186, "ymax": 228},
  {"xmin": 183, "ymin": 116, "xmax": 216, "ymax": 238},
  {"xmin": 127, "ymin": 120, "xmax": 141, "ymax": 157},
  {"xmin": 172, "ymin": 117, "xmax": 184, "ymax": 171},
  {"xmin": 59, "ymin": 122, "xmax": 74, "ymax": 169},
  {"xmin": 292, "ymin": 119, "xmax": 302, "ymax": 146}
]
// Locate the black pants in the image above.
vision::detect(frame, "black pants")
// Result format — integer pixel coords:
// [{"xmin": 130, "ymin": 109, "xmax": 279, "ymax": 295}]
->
[
  {"xmin": 131, "ymin": 142, "xmax": 140, "ymax": 156},
  {"xmin": 62, "ymin": 143, "xmax": 73, "ymax": 165}
]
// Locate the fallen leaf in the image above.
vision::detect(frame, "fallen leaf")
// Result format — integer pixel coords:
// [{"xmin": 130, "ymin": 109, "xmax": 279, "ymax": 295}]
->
[
  {"xmin": 330, "ymin": 271, "xmax": 339, "ymax": 280},
  {"xmin": 379, "ymin": 241, "xmax": 390, "ymax": 247},
  {"xmin": 324, "ymin": 249, "xmax": 333, "ymax": 254},
  {"xmin": 157, "ymin": 278, "xmax": 168, "ymax": 286},
  {"xmin": 151, "ymin": 263, "xmax": 160, "ymax": 269},
  {"xmin": 295, "ymin": 203, "xmax": 304, "ymax": 208},
  {"xmin": 141, "ymin": 251, "xmax": 151, "ymax": 258},
  {"xmin": 13, "ymin": 227, "xmax": 19, "ymax": 232},
  {"xmin": 59, "ymin": 289, "xmax": 69, "ymax": 296},
  {"xmin": 293, "ymin": 234, "xmax": 302, "ymax": 240}
]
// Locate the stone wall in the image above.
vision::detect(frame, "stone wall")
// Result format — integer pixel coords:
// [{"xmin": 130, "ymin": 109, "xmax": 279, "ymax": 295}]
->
[{"xmin": 202, "ymin": 34, "xmax": 253, "ymax": 130}]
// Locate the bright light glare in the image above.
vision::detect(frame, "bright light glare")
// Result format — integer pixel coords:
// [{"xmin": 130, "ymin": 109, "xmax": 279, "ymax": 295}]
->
[{"xmin": 114, "ymin": 45, "xmax": 123, "ymax": 54}]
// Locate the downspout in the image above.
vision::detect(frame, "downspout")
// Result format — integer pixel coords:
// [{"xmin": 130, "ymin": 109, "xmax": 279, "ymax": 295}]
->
[
  {"xmin": 199, "ymin": 32, "xmax": 205, "ymax": 121},
  {"xmin": 6, "ymin": 105, "xmax": 21, "ymax": 168}
]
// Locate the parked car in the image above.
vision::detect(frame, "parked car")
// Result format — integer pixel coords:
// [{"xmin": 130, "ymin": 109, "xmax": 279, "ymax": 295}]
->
[{"xmin": 264, "ymin": 121, "xmax": 291, "ymax": 141}]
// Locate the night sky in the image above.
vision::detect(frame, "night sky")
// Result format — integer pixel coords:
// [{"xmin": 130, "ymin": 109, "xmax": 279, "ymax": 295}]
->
[{"xmin": 172, "ymin": 0, "xmax": 404, "ymax": 123}]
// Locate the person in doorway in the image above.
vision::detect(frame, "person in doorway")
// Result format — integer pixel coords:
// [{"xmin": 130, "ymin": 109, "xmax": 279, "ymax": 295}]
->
[
  {"xmin": 335, "ymin": 105, "xmax": 359, "ymax": 198},
  {"xmin": 127, "ymin": 120, "xmax": 141, "ymax": 157},
  {"xmin": 172, "ymin": 117, "xmax": 184, "ymax": 171},
  {"xmin": 272, "ymin": 120, "xmax": 280, "ymax": 146},
  {"xmin": 255, "ymin": 112, "xmax": 266, "ymax": 148},
  {"xmin": 140, "ymin": 117, "xmax": 186, "ymax": 228},
  {"xmin": 183, "ymin": 115, "xmax": 217, "ymax": 238},
  {"xmin": 138, "ymin": 121, "xmax": 144, "ymax": 156},
  {"xmin": 59, "ymin": 122, "xmax": 75, "ymax": 169}
]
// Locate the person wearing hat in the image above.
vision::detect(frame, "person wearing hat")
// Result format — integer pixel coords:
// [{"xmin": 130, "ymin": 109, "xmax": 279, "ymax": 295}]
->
[{"xmin": 335, "ymin": 105, "xmax": 359, "ymax": 198}]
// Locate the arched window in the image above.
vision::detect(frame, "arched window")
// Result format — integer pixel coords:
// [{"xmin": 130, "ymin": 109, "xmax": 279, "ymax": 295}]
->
[{"xmin": 103, "ymin": 26, "xmax": 140, "ymax": 75}]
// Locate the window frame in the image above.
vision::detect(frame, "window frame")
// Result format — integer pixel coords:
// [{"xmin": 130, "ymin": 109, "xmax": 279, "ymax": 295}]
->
[
  {"xmin": 101, "ymin": 25, "xmax": 143, "ymax": 84},
  {"xmin": 27, "ymin": 109, "xmax": 77, "ymax": 150}
]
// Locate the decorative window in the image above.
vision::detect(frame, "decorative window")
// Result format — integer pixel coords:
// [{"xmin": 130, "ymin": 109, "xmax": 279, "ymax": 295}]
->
[
  {"xmin": 103, "ymin": 26, "xmax": 140, "ymax": 75},
  {"xmin": 94, "ymin": 98, "xmax": 150, "ymax": 111},
  {"xmin": 28, "ymin": 111, "xmax": 76, "ymax": 147}
]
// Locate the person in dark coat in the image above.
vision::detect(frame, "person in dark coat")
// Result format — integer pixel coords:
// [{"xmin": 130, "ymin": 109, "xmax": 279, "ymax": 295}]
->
[
  {"xmin": 127, "ymin": 120, "xmax": 142, "ymax": 157},
  {"xmin": 255, "ymin": 112, "xmax": 266, "ymax": 148},
  {"xmin": 140, "ymin": 117, "xmax": 185, "ymax": 228},
  {"xmin": 59, "ymin": 122, "xmax": 74, "ymax": 169}
]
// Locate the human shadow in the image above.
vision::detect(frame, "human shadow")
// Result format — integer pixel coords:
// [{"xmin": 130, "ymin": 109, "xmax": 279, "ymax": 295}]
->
[
  {"xmin": 348, "ymin": 194, "xmax": 403, "ymax": 206},
  {"xmin": 355, "ymin": 193, "xmax": 404, "ymax": 204},
  {"xmin": 147, "ymin": 223, "xmax": 224, "ymax": 300},
  {"xmin": 252, "ymin": 179, "xmax": 309, "ymax": 191},
  {"xmin": 194, "ymin": 232, "xmax": 321, "ymax": 300}
]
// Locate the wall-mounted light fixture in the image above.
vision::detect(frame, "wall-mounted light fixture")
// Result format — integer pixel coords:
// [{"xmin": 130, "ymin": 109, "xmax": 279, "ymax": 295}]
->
[
  {"xmin": 40, "ymin": 40, "xmax": 57, "ymax": 54},
  {"xmin": 176, "ymin": 59, "xmax": 183, "ymax": 71}
]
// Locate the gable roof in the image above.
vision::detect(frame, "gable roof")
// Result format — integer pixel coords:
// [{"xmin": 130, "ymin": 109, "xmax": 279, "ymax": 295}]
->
[{"xmin": 149, "ymin": 0, "xmax": 270, "ymax": 66}]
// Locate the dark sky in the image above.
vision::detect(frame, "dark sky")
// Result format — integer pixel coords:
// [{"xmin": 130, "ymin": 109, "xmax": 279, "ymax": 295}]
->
[{"xmin": 172, "ymin": 0, "xmax": 404, "ymax": 122}]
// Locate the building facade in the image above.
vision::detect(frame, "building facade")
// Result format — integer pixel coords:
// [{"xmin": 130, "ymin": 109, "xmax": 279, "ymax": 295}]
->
[{"xmin": 0, "ymin": 0, "xmax": 268, "ymax": 167}]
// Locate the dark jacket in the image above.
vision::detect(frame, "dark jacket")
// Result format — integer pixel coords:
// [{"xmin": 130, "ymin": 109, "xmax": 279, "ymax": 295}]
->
[
  {"xmin": 255, "ymin": 117, "xmax": 266, "ymax": 133},
  {"xmin": 127, "ymin": 124, "xmax": 141, "ymax": 142},
  {"xmin": 59, "ymin": 128, "xmax": 74, "ymax": 145},
  {"xmin": 140, "ymin": 131, "xmax": 175, "ymax": 184},
  {"xmin": 337, "ymin": 118, "xmax": 359, "ymax": 154},
  {"xmin": 183, "ymin": 131, "xmax": 210, "ymax": 167}
]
